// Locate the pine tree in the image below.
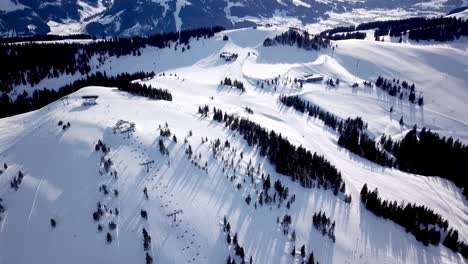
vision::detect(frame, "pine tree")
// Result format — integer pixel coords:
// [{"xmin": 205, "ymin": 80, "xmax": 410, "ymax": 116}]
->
[
  {"xmin": 307, "ymin": 252, "xmax": 315, "ymax": 264},
  {"xmin": 106, "ymin": 232, "xmax": 112, "ymax": 243},
  {"xmin": 146, "ymin": 253, "xmax": 153, "ymax": 264}
]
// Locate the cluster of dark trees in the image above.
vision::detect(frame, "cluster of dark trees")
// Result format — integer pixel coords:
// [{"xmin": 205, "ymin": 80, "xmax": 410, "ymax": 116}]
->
[
  {"xmin": 10, "ymin": 171, "xmax": 24, "ymax": 191},
  {"xmin": 337, "ymin": 117, "xmax": 394, "ymax": 167},
  {"xmin": 280, "ymin": 214, "xmax": 293, "ymax": 235},
  {"xmin": 263, "ymin": 29, "xmax": 331, "ymax": 51},
  {"xmin": 223, "ymin": 217, "xmax": 250, "ymax": 264},
  {"xmin": 95, "ymin": 139, "xmax": 110, "ymax": 154},
  {"xmin": 212, "ymin": 107, "xmax": 224, "ymax": 122},
  {"xmin": 221, "ymin": 78, "xmax": 245, "ymax": 92},
  {"xmin": 375, "ymin": 76, "xmax": 423, "ymax": 105},
  {"xmin": 327, "ymin": 32, "xmax": 367, "ymax": 41},
  {"xmin": 0, "ymin": 34, "xmax": 93, "ymax": 44},
  {"xmin": 0, "ymin": 26, "xmax": 223, "ymax": 93},
  {"xmin": 320, "ymin": 26, "xmax": 356, "ymax": 37},
  {"xmin": 118, "ymin": 81, "xmax": 172, "ymax": 101},
  {"xmin": 142, "ymin": 207, "xmax": 153, "ymax": 263},
  {"xmin": 381, "ymin": 126, "xmax": 468, "ymax": 200},
  {"xmin": 159, "ymin": 139, "xmax": 169, "ymax": 155},
  {"xmin": 326, "ymin": 78, "xmax": 340, "ymax": 87},
  {"xmin": 92, "ymin": 202, "xmax": 105, "ymax": 222},
  {"xmin": 280, "ymin": 95, "xmax": 390, "ymax": 169},
  {"xmin": 321, "ymin": 16, "xmax": 468, "ymax": 42},
  {"xmin": 360, "ymin": 184, "xmax": 468, "ymax": 258},
  {"xmin": 279, "ymin": 95, "xmax": 341, "ymax": 130},
  {"xmin": 160, "ymin": 128, "xmax": 172, "ymax": 137},
  {"xmin": 211, "ymin": 108, "xmax": 346, "ymax": 196},
  {"xmin": 312, "ymin": 211, "xmax": 336, "ymax": 242},
  {"xmin": 279, "ymin": 95, "xmax": 468, "ymax": 199},
  {"xmin": 58, "ymin": 120, "xmax": 71, "ymax": 131},
  {"xmin": 198, "ymin": 105, "xmax": 210, "ymax": 117},
  {"xmin": 0, "ymin": 198, "xmax": 5, "ymax": 215},
  {"xmin": 0, "ymin": 71, "xmax": 171, "ymax": 118},
  {"xmin": 291, "ymin": 244, "xmax": 317, "ymax": 264}
]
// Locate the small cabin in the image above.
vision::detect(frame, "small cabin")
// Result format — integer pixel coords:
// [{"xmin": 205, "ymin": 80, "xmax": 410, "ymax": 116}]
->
[{"xmin": 82, "ymin": 95, "xmax": 99, "ymax": 105}]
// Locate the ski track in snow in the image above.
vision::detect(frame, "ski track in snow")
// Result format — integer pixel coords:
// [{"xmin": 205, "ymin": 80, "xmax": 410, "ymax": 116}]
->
[{"xmin": 26, "ymin": 176, "xmax": 43, "ymax": 227}]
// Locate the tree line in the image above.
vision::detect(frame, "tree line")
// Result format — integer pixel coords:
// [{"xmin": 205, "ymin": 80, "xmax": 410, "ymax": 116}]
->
[
  {"xmin": 0, "ymin": 26, "xmax": 224, "ymax": 93},
  {"xmin": 280, "ymin": 95, "xmax": 392, "ymax": 166},
  {"xmin": 327, "ymin": 32, "xmax": 367, "ymax": 41},
  {"xmin": 0, "ymin": 34, "xmax": 93, "ymax": 44},
  {"xmin": 221, "ymin": 78, "xmax": 245, "ymax": 92},
  {"xmin": 381, "ymin": 127, "xmax": 468, "ymax": 200},
  {"xmin": 312, "ymin": 211, "xmax": 336, "ymax": 242},
  {"xmin": 0, "ymin": 71, "xmax": 171, "ymax": 118},
  {"xmin": 361, "ymin": 184, "xmax": 467, "ymax": 258},
  {"xmin": 263, "ymin": 29, "xmax": 331, "ymax": 51},
  {"xmin": 279, "ymin": 95, "xmax": 467, "ymax": 200},
  {"xmin": 319, "ymin": 16, "xmax": 468, "ymax": 42},
  {"xmin": 210, "ymin": 107, "xmax": 347, "ymax": 196}
]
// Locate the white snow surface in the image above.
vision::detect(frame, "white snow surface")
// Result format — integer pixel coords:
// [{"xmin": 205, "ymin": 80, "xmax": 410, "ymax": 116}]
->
[{"xmin": 0, "ymin": 27, "xmax": 467, "ymax": 264}]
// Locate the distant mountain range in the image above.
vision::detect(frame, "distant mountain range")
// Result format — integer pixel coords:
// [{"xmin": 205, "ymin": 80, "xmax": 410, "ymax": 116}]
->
[{"xmin": 0, "ymin": 0, "xmax": 465, "ymax": 36}]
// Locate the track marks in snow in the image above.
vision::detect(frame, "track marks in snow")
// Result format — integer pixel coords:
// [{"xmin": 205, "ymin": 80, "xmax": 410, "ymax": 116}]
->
[{"xmin": 26, "ymin": 175, "xmax": 43, "ymax": 226}]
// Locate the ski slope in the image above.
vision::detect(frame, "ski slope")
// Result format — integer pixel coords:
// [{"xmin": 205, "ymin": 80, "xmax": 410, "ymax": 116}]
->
[{"xmin": 0, "ymin": 27, "xmax": 467, "ymax": 264}]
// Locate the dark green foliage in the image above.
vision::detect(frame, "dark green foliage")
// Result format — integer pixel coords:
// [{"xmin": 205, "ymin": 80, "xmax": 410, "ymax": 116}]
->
[
  {"xmin": 141, "ymin": 210, "xmax": 148, "ymax": 219},
  {"xmin": 279, "ymin": 95, "xmax": 341, "ymax": 130},
  {"xmin": 0, "ymin": 71, "xmax": 172, "ymax": 118},
  {"xmin": 0, "ymin": 26, "xmax": 224, "ymax": 94},
  {"xmin": 383, "ymin": 127, "xmax": 468, "ymax": 200},
  {"xmin": 146, "ymin": 253, "xmax": 153, "ymax": 264},
  {"xmin": 280, "ymin": 95, "xmax": 468, "ymax": 200},
  {"xmin": 327, "ymin": 32, "xmax": 366, "ymax": 40},
  {"xmin": 108, "ymin": 221, "xmax": 116, "ymax": 230},
  {"xmin": 321, "ymin": 16, "xmax": 468, "ymax": 42},
  {"xmin": 211, "ymin": 108, "xmax": 345, "ymax": 195},
  {"xmin": 337, "ymin": 117, "xmax": 394, "ymax": 167},
  {"xmin": 221, "ymin": 78, "xmax": 245, "ymax": 92},
  {"xmin": 375, "ymin": 76, "xmax": 423, "ymax": 105},
  {"xmin": 264, "ymin": 29, "xmax": 331, "ymax": 51},
  {"xmin": 300, "ymin": 245, "xmax": 306, "ymax": 258},
  {"xmin": 0, "ymin": 34, "xmax": 92, "ymax": 44},
  {"xmin": 312, "ymin": 211, "xmax": 335, "ymax": 242},
  {"xmin": 106, "ymin": 232, "xmax": 112, "ymax": 243},
  {"xmin": 307, "ymin": 252, "xmax": 315, "ymax": 264},
  {"xmin": 142, "ymin": 228, "xmax": 151, "ymax": 251},
  {"xmin": 360, "ymin": 185, "xmax": 467, "ymax": 257},
  {"xmin": 159, "ymin": 139, "xmax": 168, "ymax": 155}
]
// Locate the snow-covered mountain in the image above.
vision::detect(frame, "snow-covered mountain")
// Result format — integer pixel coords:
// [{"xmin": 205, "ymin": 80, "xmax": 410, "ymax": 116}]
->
[
  {"xmin": 0, "ymin": 0, "xmax": 465, "ymax": 36},
  {"xmin": 0, "ymin": 26, "xmax": 467, "ymax": 264}
]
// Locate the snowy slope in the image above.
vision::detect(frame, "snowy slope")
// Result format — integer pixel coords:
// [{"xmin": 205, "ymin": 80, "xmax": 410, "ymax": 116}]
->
[{"xmin": 0, "ymin": 27, "xmax": 467, "ymax": 264}]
